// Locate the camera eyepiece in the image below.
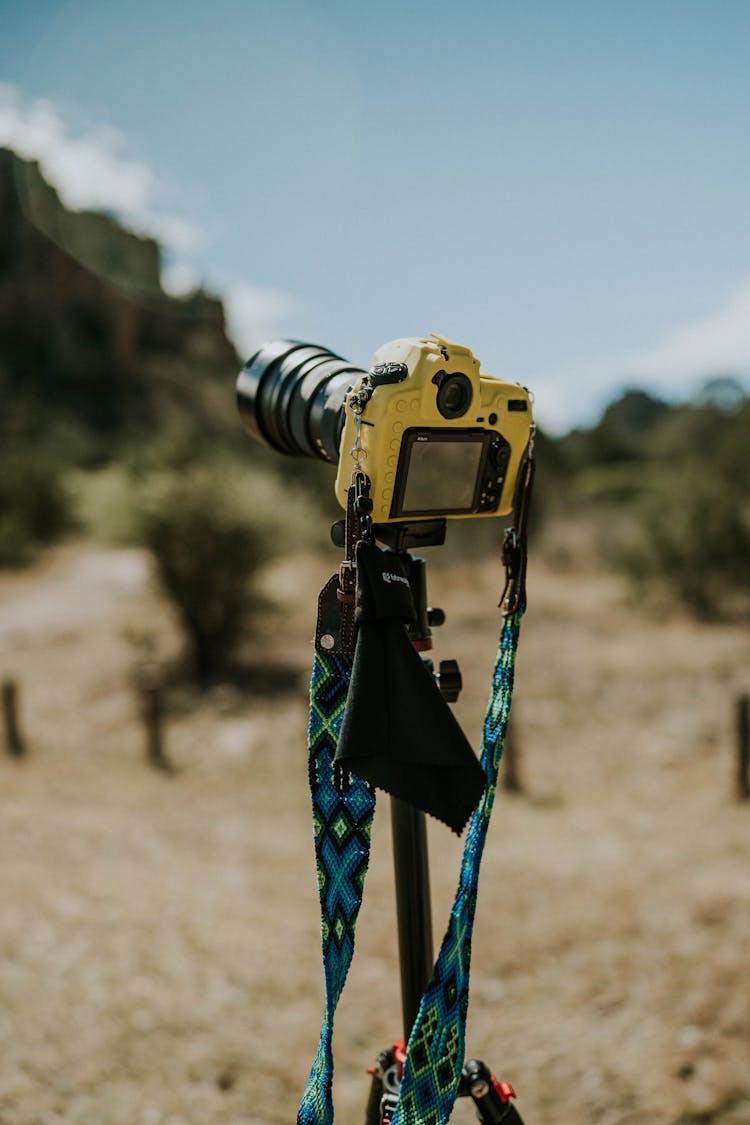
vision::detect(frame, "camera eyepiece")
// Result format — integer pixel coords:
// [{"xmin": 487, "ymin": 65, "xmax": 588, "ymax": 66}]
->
[
  {"xmin": 431, "ymin": 370, "xmax": 473, "ymax": 419},
  {"xmin": 236, "ymin": 340, "xmax": 366, "ymax": 462}
]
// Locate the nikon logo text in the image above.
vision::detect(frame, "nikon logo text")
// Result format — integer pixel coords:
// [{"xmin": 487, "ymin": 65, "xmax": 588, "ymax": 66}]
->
[{"xmin": 382, "ymin": 572, "xmax": 410, "ymax": 588}]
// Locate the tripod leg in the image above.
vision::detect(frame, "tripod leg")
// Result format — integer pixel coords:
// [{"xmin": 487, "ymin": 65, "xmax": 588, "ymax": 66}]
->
[
  {"xmin": 461, "ymin": 1059, "xmax": 525, "ymax": 1123},
  {"xmin": 365, "ymin": 1043, "xmax": 405, "ymax": 1125},
  {"xmin": 364, "ymin": 1071, "xmax": 383, "ymax": 1125}
]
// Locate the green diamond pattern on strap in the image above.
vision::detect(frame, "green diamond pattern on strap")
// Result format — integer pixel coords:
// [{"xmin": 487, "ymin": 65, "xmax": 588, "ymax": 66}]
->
[{"xmin": 298, "ymin": 651, "xmax": 376, "ymax": 1125}]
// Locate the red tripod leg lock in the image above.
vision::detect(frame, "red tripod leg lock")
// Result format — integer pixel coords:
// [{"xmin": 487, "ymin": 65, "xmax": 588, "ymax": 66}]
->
[
  {"xmin": 461, "ymin": 1059, "xmax": 524, "ymax": 1123},
  {"xmin": 365, "ymin": 1041, "xmax": 407, "ymax": 1125},
  {"xmin": 367, "ymin": 1049, "xmax": 525, "ymax": 1124}
]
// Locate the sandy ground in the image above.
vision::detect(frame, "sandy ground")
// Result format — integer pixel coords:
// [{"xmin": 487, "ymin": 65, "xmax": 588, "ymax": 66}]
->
[{"xmin": 1, "ymin": 536, "xmax": 749, "ymax": 1124}]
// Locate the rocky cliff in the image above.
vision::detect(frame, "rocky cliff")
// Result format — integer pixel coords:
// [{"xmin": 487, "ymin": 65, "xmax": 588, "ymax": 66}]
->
[{"xmin": 0, "ymin": 147, "xmax": 240, "ymax": 455}]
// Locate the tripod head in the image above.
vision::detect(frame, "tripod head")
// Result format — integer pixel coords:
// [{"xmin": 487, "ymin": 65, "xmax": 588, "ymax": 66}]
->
[{"xmin": 330, "ymin": 516, "xmax": 461, "ymax": 701}]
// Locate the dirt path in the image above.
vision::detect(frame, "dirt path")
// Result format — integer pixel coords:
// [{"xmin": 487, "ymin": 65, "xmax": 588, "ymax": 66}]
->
[{"xmin": 1, "ymin": 542, "xmax": 749, "ymax": 1123}]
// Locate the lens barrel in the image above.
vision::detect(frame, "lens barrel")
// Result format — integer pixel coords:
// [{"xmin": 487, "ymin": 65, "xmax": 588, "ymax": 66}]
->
[{"xmin": 236, "ymin": 340, "xmax": 366, "ymax": 463}]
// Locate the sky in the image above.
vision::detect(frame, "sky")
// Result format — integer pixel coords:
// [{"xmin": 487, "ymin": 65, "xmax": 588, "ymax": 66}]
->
[{"xmin": 1, "ymin": 0, "xmax": 749, "ymax": 433}]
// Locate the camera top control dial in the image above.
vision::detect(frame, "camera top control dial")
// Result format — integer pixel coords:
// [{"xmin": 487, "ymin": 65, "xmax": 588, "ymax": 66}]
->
[
  {"xmin": 370, "ymin": 362, "xmax": 409, "ymax": 388},
  {"xmin": 348, "ymin": 362, "xmax": 409, "ymax": 415}
]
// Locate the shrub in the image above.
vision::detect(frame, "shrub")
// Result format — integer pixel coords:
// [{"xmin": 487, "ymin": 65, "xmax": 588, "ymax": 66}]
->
[
  {"xmin": 614, "ymin": 471, "xmax": 750, "ymax": 619},
  {"xmin": 137, "ymin": 462, "xmax": 324, "ymax": 680},
  {"xmin": 0, "ymin": 451, "xmax": 74, "ymax": 566}
]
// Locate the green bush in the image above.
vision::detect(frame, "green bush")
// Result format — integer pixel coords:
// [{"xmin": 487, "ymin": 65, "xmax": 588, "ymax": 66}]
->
[
  {"xmin": 614, "ymin": 471, "xmax": 750, "ymax": 619},
  {"xmin": 137, "ymin": 462, "xmax": 323, "ymax": 679},
  {"xmin": 0, "ymin": 451, "xmax": 75, "ymax": 566},
  {"xmin": 70, "ymin": 464, "xmax": 143, "ymax": 545}
]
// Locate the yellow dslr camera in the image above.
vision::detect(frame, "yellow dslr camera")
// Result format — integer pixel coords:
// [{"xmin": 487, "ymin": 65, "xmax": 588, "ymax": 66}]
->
[
  {"xmin": 334, "ymin": 334, "xmax": 532, "ymax": 523},
  {"xmin": 237, "ymin": 334, "xmax": 534, "ymax": 527}
]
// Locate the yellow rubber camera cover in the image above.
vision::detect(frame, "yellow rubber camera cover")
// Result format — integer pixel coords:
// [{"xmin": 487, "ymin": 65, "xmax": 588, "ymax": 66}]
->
[{"xmin": 334, "ymin": 334, "xmax": 534, "ymax": 523}]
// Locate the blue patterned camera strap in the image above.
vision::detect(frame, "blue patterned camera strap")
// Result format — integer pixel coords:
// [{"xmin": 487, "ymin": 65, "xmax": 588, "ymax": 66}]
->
[
  {"xmin": 298, "ymin": 650, "xmax": 377, "ymax": 1125},
  {"xmin": 391, "ymin": 608, "xmax": 522, "ymax": 1125},
  {"xmin": 298, "ymin": 610, "xmax": 522, "ymax": 1125}
]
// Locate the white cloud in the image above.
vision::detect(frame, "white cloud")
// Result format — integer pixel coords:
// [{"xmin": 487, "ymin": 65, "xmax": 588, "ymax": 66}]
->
[
  {"xmin": 531, "ymin": 278, "xmax": 750, "ymax": 433},
  {"xmin": 0, "ymin": 82, "xmax": 202, "ymax": 253},
  {"xmin": 622, "ymin": 279, "xmax": 750, "ymax": 380},
  {"xmin": 224, "ymin": 282, "xmax": 295, "ymax": 359},
  {"xmin": 160, "ymin": 261, "xmax": 202, "ymax": 297}
]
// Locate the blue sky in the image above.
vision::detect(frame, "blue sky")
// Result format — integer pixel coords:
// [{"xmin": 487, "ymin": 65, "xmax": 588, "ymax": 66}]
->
[{"xmin": 1, "ymin": 0, "xmax": 749, "ymax": 431}]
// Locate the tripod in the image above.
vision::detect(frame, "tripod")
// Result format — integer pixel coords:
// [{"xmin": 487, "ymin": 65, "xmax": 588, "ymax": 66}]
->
[{"xmin": 347, "ymin": 520, "xmax": 525, "ymax": 1125}]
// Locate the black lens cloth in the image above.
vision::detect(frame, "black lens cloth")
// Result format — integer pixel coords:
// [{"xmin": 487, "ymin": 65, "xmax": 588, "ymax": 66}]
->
[{"xmin": 334, "ymin": 540, "xmax": 486, "ymax": 833}]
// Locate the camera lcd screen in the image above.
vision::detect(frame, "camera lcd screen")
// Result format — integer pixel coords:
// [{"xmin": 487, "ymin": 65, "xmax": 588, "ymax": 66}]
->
[{"xmin": 393, "ymin": 430, "xmax": 489, "ymax": 517}]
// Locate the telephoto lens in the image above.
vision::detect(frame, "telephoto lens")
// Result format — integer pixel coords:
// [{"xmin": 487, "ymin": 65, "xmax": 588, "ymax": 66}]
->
[{"xmin": 236, "ymin": 340, "xmax": 366, "ymax": 463}]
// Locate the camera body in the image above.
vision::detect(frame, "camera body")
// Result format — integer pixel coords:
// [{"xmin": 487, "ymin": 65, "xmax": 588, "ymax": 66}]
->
[{"xmin": 334, "ymin": 334, "xmax": 533, "ymax": 523}]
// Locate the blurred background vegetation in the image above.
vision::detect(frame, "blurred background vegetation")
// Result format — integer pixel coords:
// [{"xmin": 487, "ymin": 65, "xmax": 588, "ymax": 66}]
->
[{"xmin": 2, "ymin": 146, "xmax": 749, "ymax": 678}]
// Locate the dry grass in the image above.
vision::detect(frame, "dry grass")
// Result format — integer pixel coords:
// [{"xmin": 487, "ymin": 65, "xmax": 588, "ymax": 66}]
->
[{"xmin": 1, "ymin": 532, "xmax": 749, "ymax": 1124}]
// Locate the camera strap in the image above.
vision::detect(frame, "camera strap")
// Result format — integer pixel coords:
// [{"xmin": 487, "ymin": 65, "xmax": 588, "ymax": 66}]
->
[
  {"xmin": 298, "ymin": 648, "xmax": 376, "ymax": 1125},
  {"xmin": 298, "ymin": 457, "xmax": 532, "ymax": 1125}
]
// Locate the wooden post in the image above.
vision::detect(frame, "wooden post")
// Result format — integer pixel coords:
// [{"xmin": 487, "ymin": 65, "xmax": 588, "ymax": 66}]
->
[
  {"xmin": 137, "ymin": 664, "xmax": 174, "ymax": 774},
  {"xmin": 501, "ymin": 714, "xmax": 523, "ymax": 794},
  {"xmin": 2, "ymin": 677, "xmax": 26, "ymax": 757},
  {"xmin": 737, "ymin": 693, "xmax": 750, "ymax": 802}
]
